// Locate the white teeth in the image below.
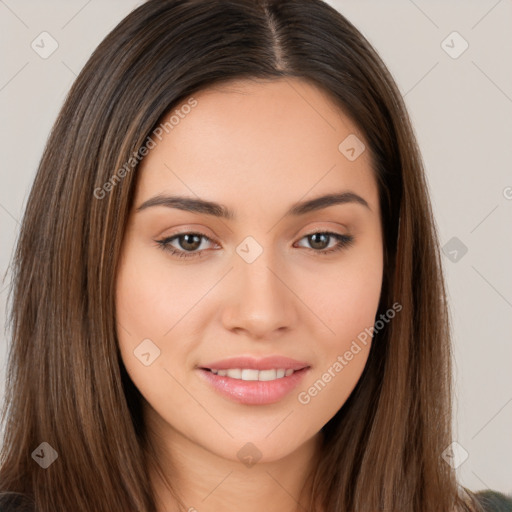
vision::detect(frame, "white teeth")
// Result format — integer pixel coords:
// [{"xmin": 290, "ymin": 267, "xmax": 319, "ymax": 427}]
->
[
  {"xmin": 258, "ymin": 369, "xmax": 277, "ymax": 381},
  {"xmin": 209, "ymin": 368, "xmax": 298, "ymax": 381},
  {"xmin": 241, "ymin": 369, "xmax": 260, "ymax": 381}
]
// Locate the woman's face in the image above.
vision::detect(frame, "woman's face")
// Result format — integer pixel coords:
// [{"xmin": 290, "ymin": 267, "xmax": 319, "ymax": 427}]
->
[{"xmin": 115, "ymin": 77, "xmax": 383, "ymax": 465}]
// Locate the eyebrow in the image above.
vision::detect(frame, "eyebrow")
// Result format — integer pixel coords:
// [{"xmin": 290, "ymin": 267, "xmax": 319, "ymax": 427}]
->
[{"xmin": 135, "ymin": 191, "xmax": 371, "ymax": 219}]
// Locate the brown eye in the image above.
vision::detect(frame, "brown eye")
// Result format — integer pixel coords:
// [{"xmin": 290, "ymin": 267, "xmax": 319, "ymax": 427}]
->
[
  {"xmin": 295, "ymin": 231, "xmax": 354, "ymax": 256},
  {"xmin": 155, "ymin": 232, "xmax": 216, "ymax": 259}
]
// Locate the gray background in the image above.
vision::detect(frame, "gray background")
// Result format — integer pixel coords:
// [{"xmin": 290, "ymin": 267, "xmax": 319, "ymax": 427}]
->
[{"xmin": 1, "ymin": 0, "xmax": 511, "ymax": 495}]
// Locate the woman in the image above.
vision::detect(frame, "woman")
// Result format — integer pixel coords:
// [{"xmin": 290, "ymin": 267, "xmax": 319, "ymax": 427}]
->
[{"xmin": 0, "ymin": 1, "xmax": 510, "ymax": 511}]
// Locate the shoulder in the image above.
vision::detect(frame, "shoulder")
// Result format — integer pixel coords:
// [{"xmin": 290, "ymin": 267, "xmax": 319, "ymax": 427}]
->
[
  {"xmin": 0, "ymin": 493, "xmax": 36, "ymax": 512},
  {"xmin": 474, "ymin": 490, "xmax": 512, "ymax": 512}
]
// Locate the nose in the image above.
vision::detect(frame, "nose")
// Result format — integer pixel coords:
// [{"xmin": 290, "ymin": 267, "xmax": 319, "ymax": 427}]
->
[{"xmin": 221, "ymin": 253, "xmax": 298, "ymax": 340}]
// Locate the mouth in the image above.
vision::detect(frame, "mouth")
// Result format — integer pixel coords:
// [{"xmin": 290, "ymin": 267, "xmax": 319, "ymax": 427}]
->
[{"xmin": 196, "ymin": 366, "xmax": 310, "ymax": 405}]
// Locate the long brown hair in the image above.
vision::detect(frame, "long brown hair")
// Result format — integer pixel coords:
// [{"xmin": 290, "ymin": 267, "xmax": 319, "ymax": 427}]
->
[{"xmin": 0, "ymin": 1, "xmax": 485, "ymax": 510}]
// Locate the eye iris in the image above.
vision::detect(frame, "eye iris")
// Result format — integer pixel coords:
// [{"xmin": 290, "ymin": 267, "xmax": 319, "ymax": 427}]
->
[
  {"xmin": 309, "ymin": 233, "xmax": 329, "ymax": 250},
  {"xmin": 180, "ymin": 234, "xmax": 202, "ymax": 251}
]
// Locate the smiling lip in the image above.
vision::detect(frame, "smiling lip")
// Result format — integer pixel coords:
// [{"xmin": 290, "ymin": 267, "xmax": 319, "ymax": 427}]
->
[{"xmin": 197, "ymin": 355, "xmax": 311, "ymax": 405}]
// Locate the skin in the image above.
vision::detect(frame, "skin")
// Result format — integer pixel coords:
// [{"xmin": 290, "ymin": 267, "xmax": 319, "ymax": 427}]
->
[{"xmin": 115, "ymin": 77, "xmax": 383, "ymax": 512}]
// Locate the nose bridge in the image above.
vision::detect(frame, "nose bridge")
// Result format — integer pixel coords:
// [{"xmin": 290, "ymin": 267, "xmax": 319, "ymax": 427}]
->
[
  {"xmin": 221, "ymin": 238, "xmax": 296, "ymax": 337},
  {"xmin": 241, "ymin": 254, "xmax": 282, "ymax": 302}
]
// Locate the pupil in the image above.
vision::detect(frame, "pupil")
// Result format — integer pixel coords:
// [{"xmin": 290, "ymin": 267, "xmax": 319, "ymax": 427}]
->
[
  {"xmin": 310, "ymin": 233, "xmax": 328, "ymax": 249},
  {"xmin": 182, "ymin": 234, "xmax": 200, "ymax": 250}
]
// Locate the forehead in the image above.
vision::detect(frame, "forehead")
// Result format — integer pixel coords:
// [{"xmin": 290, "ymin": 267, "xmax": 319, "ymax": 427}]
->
[{"xmin": 135, "ymin": 77, "xmax": 378, "ymax": 216}]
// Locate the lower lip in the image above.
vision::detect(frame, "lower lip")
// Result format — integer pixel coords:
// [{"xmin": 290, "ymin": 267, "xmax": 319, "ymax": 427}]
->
[{"xmin": 197, "ymin": 367, "xmax": 310, "ymax": 405}]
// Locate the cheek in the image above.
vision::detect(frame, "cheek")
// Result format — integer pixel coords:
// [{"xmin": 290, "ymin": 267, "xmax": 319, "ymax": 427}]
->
[
  {"xmin": 294, "ymin": 277, "xmax": 379, "ymax": 432},
  {"xmin": 304, "ymin": 242, "xmax": 383, "ymax": 345},
  {"xmin": 115, "ymin": 245, "xmax": 203, "ymax": 339}
]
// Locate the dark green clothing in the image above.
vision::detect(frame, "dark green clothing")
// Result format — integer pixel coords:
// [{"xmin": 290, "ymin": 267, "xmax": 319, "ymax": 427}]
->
[{"xmin": 475, "ymin": 490, "xmax": 512, "ymax": 511}]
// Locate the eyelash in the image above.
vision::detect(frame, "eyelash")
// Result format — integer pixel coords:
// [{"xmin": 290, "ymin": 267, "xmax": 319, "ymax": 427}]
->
[{"xmin": 154, "ymin": 230, "xmax": 355, "ymax": 260}]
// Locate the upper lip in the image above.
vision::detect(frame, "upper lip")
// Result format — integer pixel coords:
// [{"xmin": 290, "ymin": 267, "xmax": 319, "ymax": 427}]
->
[{"xmin": 199, "ymin": 355, "xmax": 310, "ymax": 371}]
